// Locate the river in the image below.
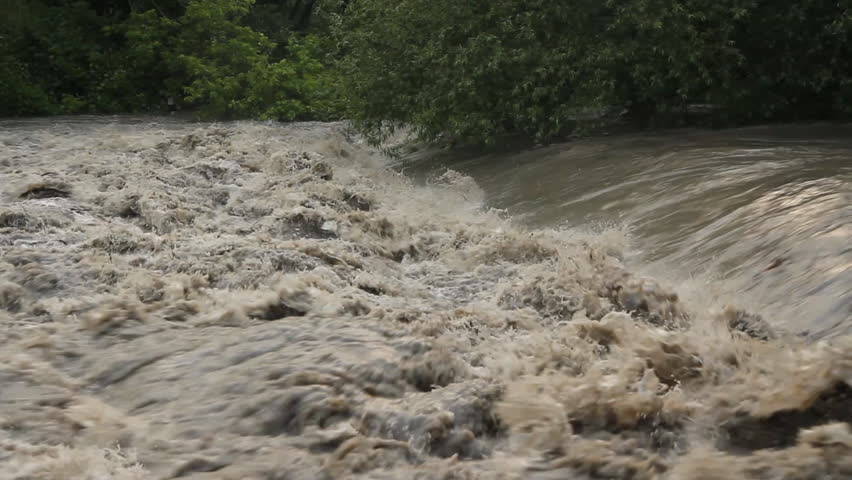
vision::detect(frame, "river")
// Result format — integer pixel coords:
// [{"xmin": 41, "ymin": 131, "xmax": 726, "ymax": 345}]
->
[
  {"xmin": 2, "ymin": 117, "xmax": 851, "ymax": 479},
  {"xmin": 398, "ymin": 124, "xmax": 852, "ymax": 340}
]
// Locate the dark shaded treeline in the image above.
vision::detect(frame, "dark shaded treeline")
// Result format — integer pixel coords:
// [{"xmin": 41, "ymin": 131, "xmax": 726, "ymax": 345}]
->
[
  {"xmin": 3, "ymin": 0, "xmax": 852, "ymax": 145},
  {"xmin": 339, "ymin": 0, "xmax": 852, "ymax": 144},
  {"xmin": 0, "ymin": 0, "xmax": 341, "ymax": 120}
]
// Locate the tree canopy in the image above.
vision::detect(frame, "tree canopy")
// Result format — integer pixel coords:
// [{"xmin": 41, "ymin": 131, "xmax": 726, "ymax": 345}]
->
[
  {"xmin": 2, "ymin": 0, "xmax": 852, "ymax": 144},
  {"xmin": 0, "ymin": 0, "xmax": 341, "ymax": 120},
  {"xmin": 336, "ymin": 0, "xmax": 852, "ymax": 144}
]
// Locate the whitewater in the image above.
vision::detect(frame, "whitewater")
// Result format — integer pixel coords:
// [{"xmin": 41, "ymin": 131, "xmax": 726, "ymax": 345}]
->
[{"xmin": 1, "ymin": 117, "xmax": 850, "ymax": 479}]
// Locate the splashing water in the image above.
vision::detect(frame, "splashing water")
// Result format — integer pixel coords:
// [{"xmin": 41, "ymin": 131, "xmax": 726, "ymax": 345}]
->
[
  {"xmin": 1, "ymin": 117, "xmax": 851, "ymax": 480},
  {"xmin": 397, "ymin": 125, "xmax": 852, "ymax": 340}
]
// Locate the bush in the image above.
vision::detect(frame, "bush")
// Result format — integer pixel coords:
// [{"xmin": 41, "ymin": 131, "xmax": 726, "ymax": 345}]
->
[
  {"xmin": 0, "ymin": 48, "xmax": 54, "ymax": 116},
  {"xmin": 3, "ymin": 0, "xmax": 851, "ymax": 139},
  {"xmin": 119, "ymin": 0, "xmax": 343, "ymax": 120},
  {"xmin": 335, "ymin": 0, "xmax": 852, "ymax": 145},
  {"xmin": 241, "ymin": 34, "xmax": 345, "ymax": 121},
  {"xmin": 0, "ymin": 0, "xmax": 343, "ymax": 120}
]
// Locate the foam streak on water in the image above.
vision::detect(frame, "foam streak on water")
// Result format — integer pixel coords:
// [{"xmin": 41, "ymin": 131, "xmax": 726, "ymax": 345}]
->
[{"xmin": 1, "ymin": 118, "xmax": 851, "ymax": 479}]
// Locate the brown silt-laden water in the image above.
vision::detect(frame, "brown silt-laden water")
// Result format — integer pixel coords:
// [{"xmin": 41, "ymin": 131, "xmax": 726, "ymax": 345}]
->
[{"xmin": 1, "ymin": 117, "xmax": 851, "ymax": 479}]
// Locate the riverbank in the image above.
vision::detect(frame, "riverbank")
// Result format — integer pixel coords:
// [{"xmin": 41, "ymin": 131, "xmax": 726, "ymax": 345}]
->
[{"xmin": 1, "ymin": 119, "xmax": 850, "ymax": 479}]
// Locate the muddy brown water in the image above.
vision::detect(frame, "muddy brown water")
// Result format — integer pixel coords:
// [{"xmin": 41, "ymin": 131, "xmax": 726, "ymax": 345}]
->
[
  {"xmin": 1, "ymin": 117, "xmax": 851, "ymax": 479},
  {"xmin": 398, "ymin": 124, "xmax": 852, "ymax": 340}
]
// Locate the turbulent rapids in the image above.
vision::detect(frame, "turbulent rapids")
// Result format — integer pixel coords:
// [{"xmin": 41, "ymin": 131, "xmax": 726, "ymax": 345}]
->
[{"xmin": 1, "ymin": 118, "xmax": 851, "ymax": 479}]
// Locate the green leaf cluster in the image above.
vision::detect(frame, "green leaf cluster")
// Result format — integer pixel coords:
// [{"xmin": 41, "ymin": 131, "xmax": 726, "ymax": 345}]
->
[
  {"xmin": 3, "ymin": 0, "xmax": 852, "ymax": 145},
  {"xmin": 0, "ymin": 0, "xmax": 342, "ymax": 120},
  {"xmin": 335, "ymin": 0, "xmax": 852, "ymax": 144}
]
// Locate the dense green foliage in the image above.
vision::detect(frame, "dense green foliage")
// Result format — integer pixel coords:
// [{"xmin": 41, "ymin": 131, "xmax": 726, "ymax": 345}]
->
[
  {"xmin": 336, "ymin": 0, "xmax": 852, "ymax": 143},
  {"xmin": 3, "ymin": 0, "xmax": 852, "ymax": 144},
  {"xmin": 0, "ymin": 0, "xmax": 341, "ymax": 120}
]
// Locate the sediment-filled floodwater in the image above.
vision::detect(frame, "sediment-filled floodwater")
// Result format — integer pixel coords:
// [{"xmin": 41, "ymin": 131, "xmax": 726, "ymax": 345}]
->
[
  {"xmin": 398, "ymin": 125, "xmax": 852, "ymax": 340},
  {"xmin": 1, "ymin": 117, "xmax": 851, "ymax": 480}
]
